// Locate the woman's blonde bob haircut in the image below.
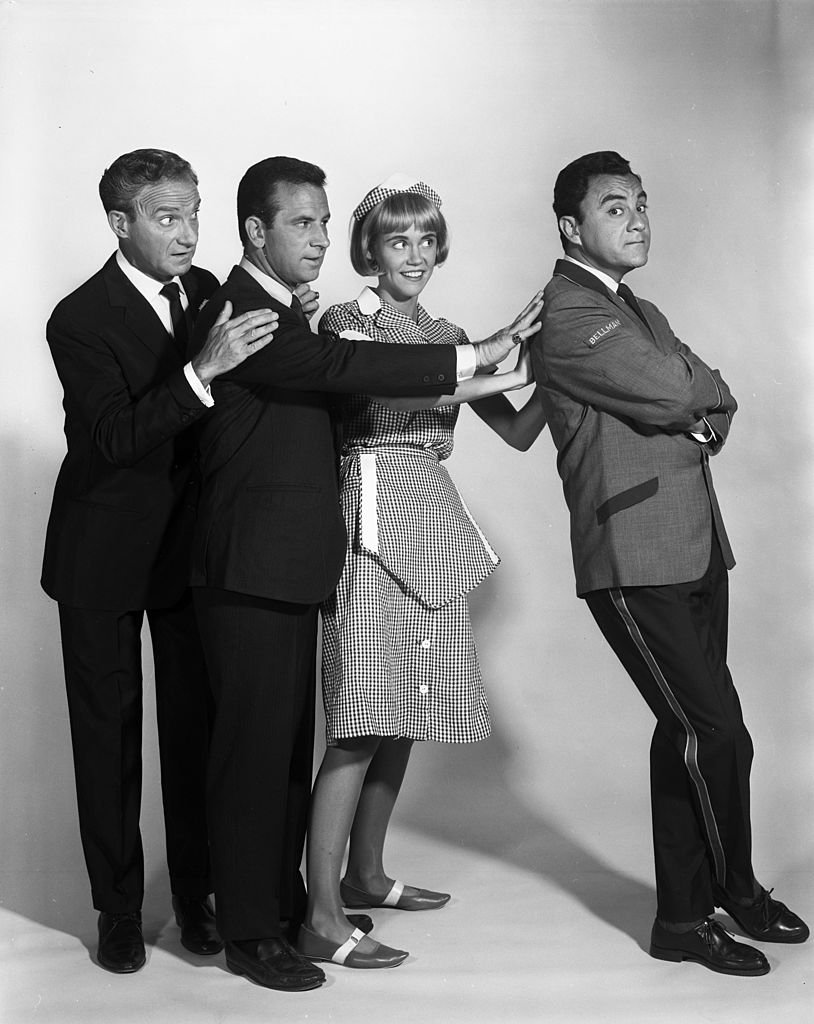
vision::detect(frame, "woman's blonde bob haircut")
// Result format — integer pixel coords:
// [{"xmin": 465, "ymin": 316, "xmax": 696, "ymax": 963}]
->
[{"xmin": 350, "ymin": 193, "xmax": 449, "ymax": 277}]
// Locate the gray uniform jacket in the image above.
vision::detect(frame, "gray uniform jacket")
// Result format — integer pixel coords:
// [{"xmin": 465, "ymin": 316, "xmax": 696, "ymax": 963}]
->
[{"xmin": 533, "ymin": 259, "xmax": 736, "ymax": 596}]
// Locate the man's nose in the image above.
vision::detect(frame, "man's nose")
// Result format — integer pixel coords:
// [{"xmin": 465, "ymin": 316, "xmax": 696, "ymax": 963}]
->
[
  {"xmin": 311, "ymin": 224, "xmax": 330, "ymax": 249},
  {"xmin": 629, "ymin": 210, "xmax": 646, "ymax": 231},
  {"xmin": 178, "ymin": 217, "xmax": 199, "ymax": 247}
]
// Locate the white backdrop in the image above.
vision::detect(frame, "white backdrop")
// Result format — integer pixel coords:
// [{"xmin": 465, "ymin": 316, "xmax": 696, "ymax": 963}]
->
[{"xmin": 1, "ymin": 0, "xmax": 812, "ymax": 953}]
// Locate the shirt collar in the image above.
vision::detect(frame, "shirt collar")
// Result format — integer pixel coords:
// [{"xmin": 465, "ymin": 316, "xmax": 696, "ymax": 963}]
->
[
  {"xmin": 239, "ymin": 256, "xmax": 293, "ymax": 307},
  {"xmin": 356, "ymin": 286, "xmax": 382, "ymax": 315},
  {"xmin": 564, "ymin": 254, "xmax": 619, "ymax": 294},
  {"xmin": 116, "ymin": 248, "xmax": 185, "ymax": 300},
  {"xmin": 356, "ymin": 286, "xmax": 427, "ymax": 327}
]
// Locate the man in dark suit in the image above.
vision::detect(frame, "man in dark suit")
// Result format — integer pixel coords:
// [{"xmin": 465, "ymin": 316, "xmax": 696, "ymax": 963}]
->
[
  {"xmin": 533, "ymin": 150, "xmax": 808, "ymax": 976},
  {"xmin": 189, "ymin": 156, "xmax": 540, "ymax": 991},
  {"xmin": 42, "ymin": 148, "xmax": 282, "ymax": 974}
]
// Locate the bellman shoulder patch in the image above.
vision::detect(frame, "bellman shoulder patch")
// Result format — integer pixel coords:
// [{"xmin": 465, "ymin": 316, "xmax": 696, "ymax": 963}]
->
[{"xmin": 584, "ymin": 318, "xmax": 621, "ymax": 347}]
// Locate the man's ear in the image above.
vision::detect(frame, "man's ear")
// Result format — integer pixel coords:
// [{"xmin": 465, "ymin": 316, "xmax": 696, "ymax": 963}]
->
[
  {"xmin": 108, "ymin": 209, "xmax": 129, "ymax": 240},
  {"xmin": 559, "ymin": 215, "xmax": 580, "ymax": 246},
  {"xmin": 244, "ymin": 215, "xmax": 266, "ymax": 250}
]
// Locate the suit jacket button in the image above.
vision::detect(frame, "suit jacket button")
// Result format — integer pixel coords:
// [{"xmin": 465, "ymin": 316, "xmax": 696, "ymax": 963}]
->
[
  {"xmin": 422, "ymin": 375, "xmax": 430, "ymax": 383},
  {"xmin": 437, "ymin": 374, "xmax": 446, "ymax": 382}
]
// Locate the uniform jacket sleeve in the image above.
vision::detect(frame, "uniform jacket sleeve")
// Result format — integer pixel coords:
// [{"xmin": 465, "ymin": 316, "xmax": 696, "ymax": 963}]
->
[{"xmin": 541, "ymin": 287, "xmax": 735, "ymax": 433}]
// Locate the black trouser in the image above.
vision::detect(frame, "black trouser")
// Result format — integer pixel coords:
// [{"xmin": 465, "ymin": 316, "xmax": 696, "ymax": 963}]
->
[
  {"xmin": 584, "ymin": 538, "xmax": 756, "ymax": 923},
  {"xmin": 59, "ymin": 592, "xmax": 213, "ymax": 914},
  {"xmin": 192, "ymin": 587, "xmax": 317, "ymax": 941}
]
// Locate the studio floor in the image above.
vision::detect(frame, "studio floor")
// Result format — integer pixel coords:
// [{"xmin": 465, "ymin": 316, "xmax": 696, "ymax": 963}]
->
[{"xmin": 1, "ymin": 825, "xmax": 811, "ymax": 1024}]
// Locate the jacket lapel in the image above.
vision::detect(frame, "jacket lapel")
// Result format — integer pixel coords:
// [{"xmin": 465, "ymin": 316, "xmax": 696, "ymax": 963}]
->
[
  {"xmin": 180, "ymin": 268, "xmax": 208, "ymax": 321},
  {"xmin": 553, "ymin": 258, "xmax": 655, "ymax": 339},
  {"xmin": 102, "ymin": 253, "xmax": 182, "ymax": 364}
]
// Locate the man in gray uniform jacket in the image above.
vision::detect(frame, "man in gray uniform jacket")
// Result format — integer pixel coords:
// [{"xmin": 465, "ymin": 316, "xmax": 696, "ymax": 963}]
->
[{"xmin": 533, "ymin": 150, "xmax": 808, "ymax": 976}]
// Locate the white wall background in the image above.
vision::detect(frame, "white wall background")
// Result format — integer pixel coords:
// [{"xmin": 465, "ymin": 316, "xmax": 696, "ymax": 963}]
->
[{"xmin": 1, "ymin": 0, "xmax": 812, "ymax": 937}]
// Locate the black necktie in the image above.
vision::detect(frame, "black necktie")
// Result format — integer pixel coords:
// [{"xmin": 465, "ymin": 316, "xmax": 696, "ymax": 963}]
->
[
  {"xmin": 291, "ymin": 292, "xmax": 309, "ymax": 328},
  {"xmin": 616, "ymin": 282, "xmax": 648, "ymax": 328},
  {"xmin": 160, "ymin": 282, "xmax": 191, "ymax": 356}
]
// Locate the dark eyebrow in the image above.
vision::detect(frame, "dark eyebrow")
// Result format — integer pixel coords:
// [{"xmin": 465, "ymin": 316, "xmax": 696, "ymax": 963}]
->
[
  {"xmin": 598, "ymin": 190, "xmax": 648, "ymax": 206},
  {"xmin": 154, "ymin": 201, "xmax": 199, "ymax": 214},
  {"xmin": 385, "ymin": 230, "xmax": 436, "ymax": 240}
]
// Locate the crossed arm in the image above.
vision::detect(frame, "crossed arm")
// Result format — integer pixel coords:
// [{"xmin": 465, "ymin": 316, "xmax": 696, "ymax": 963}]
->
[{"xmin": 538, "ymin": 293, "xmax": 736, "ymax": 446}]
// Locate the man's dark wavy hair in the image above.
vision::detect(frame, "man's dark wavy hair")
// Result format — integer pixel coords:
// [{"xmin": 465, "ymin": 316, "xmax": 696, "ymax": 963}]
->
[
  {"xmin": 98, "ymin": 148, "xmax": 197, "ymax": 218},
  {"xmin": 553, "ymin": 151, "xmax": 640, "ymax": 249}
]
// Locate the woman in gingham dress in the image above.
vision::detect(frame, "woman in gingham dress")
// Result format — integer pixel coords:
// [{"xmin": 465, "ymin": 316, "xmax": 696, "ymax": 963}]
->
[{"xmin": 297, "ymin": 175, "xmax": 546, "ymax": 969}]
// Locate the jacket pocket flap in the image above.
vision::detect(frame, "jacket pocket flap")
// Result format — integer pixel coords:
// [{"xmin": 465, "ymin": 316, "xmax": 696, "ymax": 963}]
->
[{"xmin": 596, "ymin": 476, "xmax": 659, "ymax": 525}]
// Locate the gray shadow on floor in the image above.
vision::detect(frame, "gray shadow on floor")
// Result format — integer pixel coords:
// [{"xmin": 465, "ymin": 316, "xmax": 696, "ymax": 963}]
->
[{"xmin": 395, "ymin": 718, "xmax": 655, "ymax": 952}]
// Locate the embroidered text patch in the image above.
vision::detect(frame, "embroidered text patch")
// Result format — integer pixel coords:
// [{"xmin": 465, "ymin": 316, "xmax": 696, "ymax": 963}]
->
[{"xmin": 584, "ymin": 318, "xmax": 621, "ymax": 347}]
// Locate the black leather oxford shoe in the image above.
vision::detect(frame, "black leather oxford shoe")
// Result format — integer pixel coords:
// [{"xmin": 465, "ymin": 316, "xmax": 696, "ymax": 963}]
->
[
  {"xmin": 225, "ymin": 937, "xmax": 326, "ymax": 991},
  {"xmin": 172, "ymin": 895, "xmax": 224, "ymax": 955},
  {"xmin": 649, "ymin": 918, "xmax": 770, "ymax": 976},
  {"xmin": 97, "ymin": 911, "xmax": 146, "ymax": 973},
  {"xmin": 716, "ymin": 886, "xmax": 810, "ymax": 944}
]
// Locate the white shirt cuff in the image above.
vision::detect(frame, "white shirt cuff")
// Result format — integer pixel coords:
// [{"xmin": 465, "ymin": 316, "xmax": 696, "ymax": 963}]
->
[
  {"xmin": 690, "ymin": 417, "xmax": 715, "ymax": 443},
  {"xmin": 184, "ymin": 362, "xmax": 214, "ymax": 407},
  {"xmin": 456, "ymin": 346, "xmax": 477, "ymax": 381}
]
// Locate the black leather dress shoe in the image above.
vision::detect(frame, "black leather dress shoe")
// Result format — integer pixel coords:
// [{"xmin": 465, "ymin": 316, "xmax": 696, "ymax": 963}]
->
[
  {"xmin": 716, "ymin": 887, "xmax": 810, "ymax": 944},
  {"xmin": 649, "ymin": 918, "xmax": 770, "ymax": 976},
  {"xmin": 97, "ymin": 911, "xmax": 146, "ymax": 973},
  {"xmin": 172, "ymin": 895, "xmax": 224, "ymax": 955},
  {"xmin": 225, "ymin": 937, "xmax": 326, "ymax": 991}
]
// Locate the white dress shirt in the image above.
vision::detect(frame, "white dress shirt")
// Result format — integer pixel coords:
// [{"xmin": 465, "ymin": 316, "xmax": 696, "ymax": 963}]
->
[{"xmin": 116, "ymin": 249, "xmax": 213, "ymax": 407}]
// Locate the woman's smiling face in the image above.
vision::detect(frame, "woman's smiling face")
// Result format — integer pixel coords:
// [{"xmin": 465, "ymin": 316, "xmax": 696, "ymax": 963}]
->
[{"xmin": 371, "ymin": 223, "xmax": 438, "ymax": 312}]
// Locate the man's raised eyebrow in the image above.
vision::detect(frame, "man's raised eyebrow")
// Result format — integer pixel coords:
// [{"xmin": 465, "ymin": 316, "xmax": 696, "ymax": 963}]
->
[
  {"xmin": 598, "ymin": 189, "xmax": 648, "ymax": 207},
  {"xmin": 153, "ymin": 199, "xmax": 200, "ymax": 213}
]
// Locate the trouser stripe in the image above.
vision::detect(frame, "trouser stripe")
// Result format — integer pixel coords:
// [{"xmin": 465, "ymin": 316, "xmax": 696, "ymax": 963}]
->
[{"xmin": 609, "ymin": 588, "xmax": 727, "ymax": 885}]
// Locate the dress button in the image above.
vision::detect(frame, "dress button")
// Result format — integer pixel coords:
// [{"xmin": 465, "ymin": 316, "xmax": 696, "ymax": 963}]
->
[
  {"xmin": 419, "ymin": 684, "xmax": 429, "ymax": 695},
  {"xmin": 420, "ymin": 639, "xmax": 431, "ymax": 649}
]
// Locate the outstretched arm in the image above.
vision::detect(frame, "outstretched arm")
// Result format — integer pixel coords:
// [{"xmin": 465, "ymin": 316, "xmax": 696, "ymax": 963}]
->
[
  {"xmin": 370, "ymin": 341, "xmax": 534, "ymax": 411},
  {"xmin": 469, "ymin": 387, "xmax": 547, "ymax": 451}
]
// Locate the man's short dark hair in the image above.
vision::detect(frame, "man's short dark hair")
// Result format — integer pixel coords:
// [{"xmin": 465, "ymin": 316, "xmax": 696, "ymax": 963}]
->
[
  {"xmin": 553, "ymin": 151, "xmax": 640, "ymax": 249},
  {"xmin": 98, "ymin": 149, "xmax": 197, "ymax": 218},
  {"xmin": 237, "ymin": 156, "xmax": 327, "ymax": 245}
]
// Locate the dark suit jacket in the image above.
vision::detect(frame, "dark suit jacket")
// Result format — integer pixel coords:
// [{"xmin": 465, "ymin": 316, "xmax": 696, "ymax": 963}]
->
[
  {"xmin": 533, "ymin": 259, "xmax": 736, "ymax": 596},
  {"xmin": 190, "ymin": 265, "xmax": 458, "ymax": 605},
  {"xmin": 42, "ymin": 254, "xmax": 219, "ymax": 610}
]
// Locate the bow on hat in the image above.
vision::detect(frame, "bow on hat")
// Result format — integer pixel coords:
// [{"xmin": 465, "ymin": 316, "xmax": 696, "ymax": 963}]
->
[{"xmin": 352, "ymin": 172, "xmax": 443, "ymax": 222}]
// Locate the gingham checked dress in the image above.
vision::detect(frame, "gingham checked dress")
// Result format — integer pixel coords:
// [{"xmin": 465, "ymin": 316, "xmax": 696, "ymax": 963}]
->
[{"xmin": 319, "ymin": 287, "xmax": 499, "ymax": 744}]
